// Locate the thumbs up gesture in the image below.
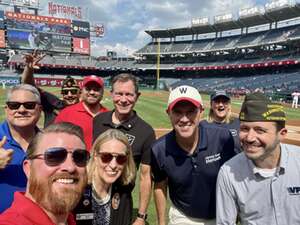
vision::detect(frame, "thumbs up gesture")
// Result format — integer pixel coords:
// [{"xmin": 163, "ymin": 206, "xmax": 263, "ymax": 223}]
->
[{"xmin": 0, "ymin": 136, "xmax": 14, "ymax": 170}]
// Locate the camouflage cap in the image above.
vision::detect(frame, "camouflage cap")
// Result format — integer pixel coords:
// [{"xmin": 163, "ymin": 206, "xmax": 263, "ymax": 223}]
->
[
  {"xmin": 61, "ymin": 76, "xmax": 79, "ymax": 92},
  {"xmin": 239, "ymin": 92, "xmax": 286, "ymax": 122}
]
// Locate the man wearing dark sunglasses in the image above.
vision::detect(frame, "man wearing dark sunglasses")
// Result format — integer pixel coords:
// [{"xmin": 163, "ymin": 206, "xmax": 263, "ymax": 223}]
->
[
  {"xmin": 55, "ymin": 75, "xmax": 109, "ymax": 150},
  {"xmin": 0, "ymin": 84, "xmax": 42, "ymax": 213},
  {"xmin": 93, "ymin": 73, "xmax": 155, "ymax": 225},
  {"xmin": 21, "ymin": 51, "xmax": 80, "ymax": 127},
  {"xmin": 0, "ymin": 122, "xmax": 88, "ymax": 225}
]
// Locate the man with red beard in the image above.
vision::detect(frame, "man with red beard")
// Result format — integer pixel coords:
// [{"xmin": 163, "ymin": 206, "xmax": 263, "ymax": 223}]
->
[
  {"xmin": 0, "ymin": 122, "xmax": 89, "ymax": 225},
  {"xmin": 55, "ymin": 75, "xmax": 109, "ymax": 150}
]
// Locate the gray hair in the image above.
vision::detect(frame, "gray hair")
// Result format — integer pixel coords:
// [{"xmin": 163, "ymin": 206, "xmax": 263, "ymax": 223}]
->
[{"xmin": 6, "ymin": 84, "xmax": 41, "ymax": 104}]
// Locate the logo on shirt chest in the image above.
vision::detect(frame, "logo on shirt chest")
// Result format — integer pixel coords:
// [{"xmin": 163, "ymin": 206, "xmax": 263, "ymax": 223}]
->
[
  {"xmin": 205, "ymin": 153, "xmax": 221, "ymax": 164},
  {"xmin": 287, "ymin": 186, "xmax": 300, "ymax": 195},
  {"xmin": 125, "ymin": 133, "xmax": 135, "ymax": 145}
]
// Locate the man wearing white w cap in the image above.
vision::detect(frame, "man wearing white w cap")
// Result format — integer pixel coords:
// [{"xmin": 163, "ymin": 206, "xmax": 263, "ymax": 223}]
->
[{"xmin": 151, "ymin": 85, "xmax": 236, "ymax": 225}]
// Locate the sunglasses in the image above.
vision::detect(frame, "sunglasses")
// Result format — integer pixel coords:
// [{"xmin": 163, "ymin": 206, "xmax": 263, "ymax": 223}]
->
[
  {"xmin": 61, "ymin": 89, "xmax": 79, "ymax": 95},
  {"xmin": 28, "ymin": 147, "xmax": 90, "ymax": 167},
  {"xmin": 98, "ymin": 152, "xmax": 128, "ymax": 165},
  {"xmin": 6, "ymin": 101, "xmax": 38, "ymax": 110}
]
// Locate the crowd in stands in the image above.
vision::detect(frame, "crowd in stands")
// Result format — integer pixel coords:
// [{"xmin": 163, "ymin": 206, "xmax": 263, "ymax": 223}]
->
[{"xmin": 0, "ymin": 52, "xmax": 300, "ymax": 225}]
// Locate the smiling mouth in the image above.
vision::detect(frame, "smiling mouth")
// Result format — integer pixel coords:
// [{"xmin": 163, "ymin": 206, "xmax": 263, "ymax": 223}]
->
[{"xmin": 54, "ymin": 177, "xmax": 79, "ymax": 184}]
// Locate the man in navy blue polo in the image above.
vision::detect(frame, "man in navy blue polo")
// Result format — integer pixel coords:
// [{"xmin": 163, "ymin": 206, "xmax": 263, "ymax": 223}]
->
[{"xmin": 151, "ymin": 85, "xmax": 235, "ymax": 225}]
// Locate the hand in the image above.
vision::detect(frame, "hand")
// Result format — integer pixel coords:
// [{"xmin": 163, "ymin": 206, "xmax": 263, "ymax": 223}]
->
[
  {"xmin": 22, "ymin": 49, "xmax": 46, "ymax": 70},
  {"xmin": 132, "ymin": 217, "xmax": 145, "ymax": 225},
  {"xmin": 0, "ymin": 136, "xmax": 14, "ymax": 170}
]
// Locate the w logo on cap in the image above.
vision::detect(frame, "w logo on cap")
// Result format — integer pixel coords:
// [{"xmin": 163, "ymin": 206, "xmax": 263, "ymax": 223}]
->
[{"xmin": 179, "ymin": 87, "xmax": 188, "ymax": 94}]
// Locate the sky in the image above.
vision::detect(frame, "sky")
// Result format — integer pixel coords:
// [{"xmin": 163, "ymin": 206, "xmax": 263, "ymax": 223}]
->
[{"xmin": 33, "ymin": 0, "xmax": 294, "ymax": 56}]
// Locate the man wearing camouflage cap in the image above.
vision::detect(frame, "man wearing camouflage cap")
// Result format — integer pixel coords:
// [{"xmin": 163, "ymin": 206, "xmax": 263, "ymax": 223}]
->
[
  {"xmin": 21, "ymin": 51, "xmax": 80, "ymax": 127},
  {"xmin": 216, "ymin": 92, "xmax": 300, "ymax": 225}
]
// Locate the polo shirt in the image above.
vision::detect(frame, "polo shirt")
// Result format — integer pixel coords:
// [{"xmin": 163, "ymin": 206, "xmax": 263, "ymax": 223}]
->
[
  {"xmin": 93, "ymin": 110, "xmax": 155, "ymax": 168},
  {"xmin": 0, "ymin": 121, "xmax": 27, "ymax": 213},
  {"xmin": 0, "ymin": 192, "xmax": 76, "ymax": 225},
  {"xmin": 216, "ymin": 143, "xmax": 300, "ymax": 225},
  {"xmin": 151, "ymin": 124, "xmax": 235, "ymax": 219},
  {"xmin": 200, "ymin": 118, "xmax": 241, "ymax": 153},
  {"xmin": 55, "ymin": 101, "xmax": 108, "ymax": 150}
]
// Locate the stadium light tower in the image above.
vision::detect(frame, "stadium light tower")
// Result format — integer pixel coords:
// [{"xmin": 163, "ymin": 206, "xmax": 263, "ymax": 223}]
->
[
  {"xmin": 239, "ymin": 6, "xmax": 265, "ymax": 18},
  {"xmin": 191, "ymin": 17, "xmax": 209, "ymax": 26}
]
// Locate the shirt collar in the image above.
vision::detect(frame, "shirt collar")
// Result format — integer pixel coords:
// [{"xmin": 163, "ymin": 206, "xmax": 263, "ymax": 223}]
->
[{"xmin": 103, "ymin": 110, "xmax": 138, "ymax": 130}]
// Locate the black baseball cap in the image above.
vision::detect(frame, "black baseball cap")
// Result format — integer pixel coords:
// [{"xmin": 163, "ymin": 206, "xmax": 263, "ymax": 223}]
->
[{"xmin": 211, "ymin": 90, "xmax": 230, "ymax": 101}]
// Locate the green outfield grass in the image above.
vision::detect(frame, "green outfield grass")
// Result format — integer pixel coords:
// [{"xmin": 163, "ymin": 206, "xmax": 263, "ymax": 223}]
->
[{"xmin": 1, "ymin": 86, "xmax": 300, "ymax": 224}]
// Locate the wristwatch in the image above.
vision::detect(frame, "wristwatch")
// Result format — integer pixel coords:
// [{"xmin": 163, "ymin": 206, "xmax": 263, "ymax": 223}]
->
[{"xmin": 137, "ymin": 212, "xmax": 148, "ymax": 220}]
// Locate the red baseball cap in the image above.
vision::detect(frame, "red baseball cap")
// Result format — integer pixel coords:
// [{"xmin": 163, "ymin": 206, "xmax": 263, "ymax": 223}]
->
[{"xmin": 82, "ymin": 75, "xmax": 104, "ymax": 88}]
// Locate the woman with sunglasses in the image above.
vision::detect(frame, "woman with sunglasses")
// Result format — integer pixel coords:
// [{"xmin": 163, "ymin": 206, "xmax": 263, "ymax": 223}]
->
[{"xmin": 74, "ymin": 129, "xmax": 136, "ymax": 225}]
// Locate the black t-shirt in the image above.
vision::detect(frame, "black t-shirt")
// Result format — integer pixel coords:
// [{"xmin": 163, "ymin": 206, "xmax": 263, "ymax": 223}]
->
[
  {"xmin": 151, "ymin": 124, "xmax": 236, "ymax": 219},
  {"xmin": 93, "ymin": 111, "xmax": 156, "ymax": 168},
  {"xmin": 200, "ymin": 118, "xmax": 241, "ymax": 153},
  {"xmin": 40, "ymin": 90, "xmax": 65, "ymax": 127}
]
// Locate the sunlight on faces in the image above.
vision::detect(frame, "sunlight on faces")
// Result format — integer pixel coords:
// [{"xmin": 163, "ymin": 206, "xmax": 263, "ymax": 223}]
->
[
  {"xmin": 211, "ymin": 97, "xmax": 230, "ymax": 122},
  {"xmin": 27, "ymin": 132, "xmax": 87, "ymax": 214},
  {"xmin": 62, "ymin": 89, "xmax": 80, "ymax": 105},
  {"xmin": 95, "ymin": 139, "xmax": 127, "ymax": 186},
  {"xmin": 5, "ymin": 89, "xmax": 41, "ymax": 128},
  {"xmin": 239, "ymin": 121, "xmax": 287, "ymax": 162},
  {"xmin": 168, "ymin": 101, "xmax": 203, "ymax": 139},
  {"xmin": 81, "ymin": 82, "xmax": 103, "ymax": 106},
  {"xmin": 111, "ymin": 80, "xmax": 139, "ymax": 116}
]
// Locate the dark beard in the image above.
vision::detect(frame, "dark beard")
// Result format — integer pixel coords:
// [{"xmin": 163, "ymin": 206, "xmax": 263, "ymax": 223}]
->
[{"xmin": 29, "ymin": 171, "xmax": 87, "ymax": 215}]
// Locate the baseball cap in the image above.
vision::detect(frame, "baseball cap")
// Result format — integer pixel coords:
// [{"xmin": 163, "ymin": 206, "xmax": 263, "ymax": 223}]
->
[
  {"xmin": 61, "ymin": 76, "xmax": 79, "ymax": 92},
  {"xmin": 239, "ymin": 92, "xmax": 286, "ymax": 122},
  {"xmin": 82, "ymin": 75, "xmax": 104, "ymax": 88},
  {"xmin": 211, "ymin": 90, "xmax": 230, "ymax": 101},
  {"xmin": 167, "ymin": 85, "xmax": 203, "ymax": 111}
]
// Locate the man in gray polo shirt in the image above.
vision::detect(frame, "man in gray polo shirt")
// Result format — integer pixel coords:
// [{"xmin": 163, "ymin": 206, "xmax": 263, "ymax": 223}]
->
[{"xmin": 216, "ymin": 92, "xmax": 300, "ymax": 225}]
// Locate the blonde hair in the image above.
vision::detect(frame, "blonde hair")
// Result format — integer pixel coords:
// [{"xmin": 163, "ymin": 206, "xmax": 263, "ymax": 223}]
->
[
  {"xmin": 207, "ymin": 101, "xmax": 233, "ymax": 124},
  {"xmin": 88, "ymin": 129, "xmax": 136, "ymax": 185}
]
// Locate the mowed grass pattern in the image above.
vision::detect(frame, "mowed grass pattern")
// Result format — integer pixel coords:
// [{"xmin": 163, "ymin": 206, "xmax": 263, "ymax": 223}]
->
[{"xmin": 1, "ymin": 86, "xmax": 300, "ymax": 224}]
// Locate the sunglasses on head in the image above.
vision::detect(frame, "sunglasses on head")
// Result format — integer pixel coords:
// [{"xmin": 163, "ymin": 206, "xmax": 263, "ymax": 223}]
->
[
  {"xmin": 28, "ymin": 147, "xmax": 90, "ymax": 167},
  {"xmin": 61, "ymin": 89, "xmax": 79, "ymax": 95},
  {"xmin": 97, "ymin": 152, "xmax": 128, "ymax": 165},
  {"xmin": 6, "ymin": 101, "xmax": 38, "ymax": 110}
]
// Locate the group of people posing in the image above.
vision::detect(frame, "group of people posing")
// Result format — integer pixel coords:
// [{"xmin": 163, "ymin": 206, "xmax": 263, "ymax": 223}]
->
[{"xmin": 0, "ymin": 51, "xmax": 299, "ymax": 225}]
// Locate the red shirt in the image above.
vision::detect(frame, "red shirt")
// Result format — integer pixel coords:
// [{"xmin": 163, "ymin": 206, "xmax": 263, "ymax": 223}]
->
[
  {"xmin": 0, "ymin": 192, "xmax": 76, "ymax": 225},
  {"xmin": 55, "ymin": 101, "xmax": 108, "ymax": 150}
]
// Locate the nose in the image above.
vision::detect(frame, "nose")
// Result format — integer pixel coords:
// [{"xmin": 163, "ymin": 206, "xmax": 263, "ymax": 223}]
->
[
  {"xmin": 60, "ymin": 153, "xmax": 76, "ymax": 173},
  {"xmin": 244, "ymin": 129, "xmax": 256, "ymax": 142},
  {"xmin": 108, "ymin": 157, "xmax": 118, "ymax": 169},
  {"xmin": 18, "ymin": 104, "xmax": 27, "ymax": 112},
  {"xmin": 67, "ymin": 91, "xmax": 73, "ymax": 96}
]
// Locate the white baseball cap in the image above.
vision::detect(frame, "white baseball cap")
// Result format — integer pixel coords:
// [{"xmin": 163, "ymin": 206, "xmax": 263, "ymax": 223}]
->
[{"xmin": 167, "ymin": 85, "xmax": 203, "ymax": 111}]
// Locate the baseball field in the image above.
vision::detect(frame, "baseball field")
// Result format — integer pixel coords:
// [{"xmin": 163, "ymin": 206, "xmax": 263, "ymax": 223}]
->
[{"xmin": 1, "ymin": 87, "xmax": 300, "ymax": 224}]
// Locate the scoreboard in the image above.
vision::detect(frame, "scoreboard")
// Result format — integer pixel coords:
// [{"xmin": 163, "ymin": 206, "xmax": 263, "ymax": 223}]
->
[{"xmin": 4, "ymin": 11, "xmax": 91, "ymax": 55}]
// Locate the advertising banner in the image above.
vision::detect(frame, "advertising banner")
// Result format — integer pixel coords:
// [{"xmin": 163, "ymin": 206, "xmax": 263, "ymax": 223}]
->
[
  {"xmin": 72, "ymin": 20, "xmax": 90, "ymax": 38},
  {"xmin": 72, "ymin": 37, "xmax": 90, "ymax": 55},
  {"xmin": 0, "ymin": 30, "xmax": 5, "ymax": 48}
]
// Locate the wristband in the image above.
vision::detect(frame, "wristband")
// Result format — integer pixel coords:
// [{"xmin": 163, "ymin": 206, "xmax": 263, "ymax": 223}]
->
[{"xmin": 137, "ymin": 212, "xmax": 147, "ymax": 220}]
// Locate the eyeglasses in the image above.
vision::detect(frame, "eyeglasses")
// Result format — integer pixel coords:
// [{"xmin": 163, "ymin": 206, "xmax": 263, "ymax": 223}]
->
[
  {"xmin": 28, "ymin": 147, "xmax": 90, "ymax": 167},
  {"xmin": 97, "ymin": 152, "xmax": 128, "ymax": 165},
  {"xmin": 6, "ymin": 101, "xmax": 38, "ymax": 110},
  {"xmin": 61, "ymin": 89, "xmax": 79, "ymax": 95}
]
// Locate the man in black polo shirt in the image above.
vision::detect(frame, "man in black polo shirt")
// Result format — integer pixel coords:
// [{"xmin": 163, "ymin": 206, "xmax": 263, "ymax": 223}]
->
[
  {"xmin": 93, "ymin": 73, "xmax": 155, "ymax": 225},
  {"xmin": 151, "ymin": 85, "xmax": 235, "ymax": 225}
]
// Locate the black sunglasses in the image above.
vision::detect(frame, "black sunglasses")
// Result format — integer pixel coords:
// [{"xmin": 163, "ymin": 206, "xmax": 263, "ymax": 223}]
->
[
  {"xmin": 28, "ymin": 147, "xmax": 90, "ymax": 167},
  {"xmin": 61, "ymin": 89, "xmax": 79, "ymax": 95},
  {"xmin": 6, "ymin": 101, "xmax": 38, "ymax": 110},
  {"xmin": 98, "ymin": 152, "xmax": 128, "ymax": 165}
]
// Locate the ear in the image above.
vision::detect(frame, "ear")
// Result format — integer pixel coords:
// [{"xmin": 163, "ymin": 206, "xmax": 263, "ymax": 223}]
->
[
  {"xmin": 278, "ymin": 127, "xmax": 288, "ymax": 141},
  {"xmin": 23, "ymin": 159, "xmax": 31, "ymax": 179},
  {"xmin": 136, "ymin": 92, "xmax": 141, "ymax": 100}
]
